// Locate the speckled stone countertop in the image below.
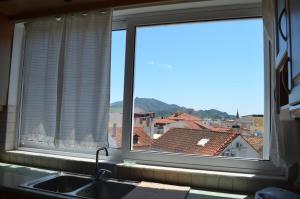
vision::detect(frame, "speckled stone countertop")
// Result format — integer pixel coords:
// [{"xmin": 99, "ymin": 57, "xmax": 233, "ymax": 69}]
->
[{"xmin": 0, "ymin": 162, "xmax": 254, "ymax": 199}]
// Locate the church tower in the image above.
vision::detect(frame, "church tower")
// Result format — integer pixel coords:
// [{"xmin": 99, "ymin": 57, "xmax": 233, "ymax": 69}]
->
[
  {"xmin": 232, "ymin": 109, "xmax": 240, "ymax": 130},
  {"xmin": 236, "ymin": 109, "xmax": 240, "ymax": 119}
]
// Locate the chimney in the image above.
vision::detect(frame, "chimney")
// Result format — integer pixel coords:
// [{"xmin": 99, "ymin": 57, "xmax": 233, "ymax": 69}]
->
[{"xmin": 112, "ymin": 123, "xmax": 117, "ymax": 137}]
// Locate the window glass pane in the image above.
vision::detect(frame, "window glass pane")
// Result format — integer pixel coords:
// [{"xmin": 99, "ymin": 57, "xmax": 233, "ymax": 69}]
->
[
  {"xmin": 131, "ymin": 19, "xmax": 264, "ymax": 159},
  {"xmin": 108, "ymin": 30, "xmax": 126, "ymax": 148}
]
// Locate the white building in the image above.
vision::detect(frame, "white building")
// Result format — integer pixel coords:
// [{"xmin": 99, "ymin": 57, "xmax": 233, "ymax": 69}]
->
[{"xmin": 221, "ymin": 135, "xmax": 263, "ymax": 159}]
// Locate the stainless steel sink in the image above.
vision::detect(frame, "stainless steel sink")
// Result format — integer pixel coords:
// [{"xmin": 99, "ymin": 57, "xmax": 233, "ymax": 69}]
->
[
  {"xmin": 33, "ymin": 175, "xmax": 92, "ymax": 193},
  {"xmin": 76, "ymin": 179, "xmax": 137, "ymax": 199},
  {"xmin": 20, "ymin": 173, "xmax": 93, "ymax": 194},
  {"xmin": 20, "ymin": 172, "xmax": 139, "ymax": 198}
]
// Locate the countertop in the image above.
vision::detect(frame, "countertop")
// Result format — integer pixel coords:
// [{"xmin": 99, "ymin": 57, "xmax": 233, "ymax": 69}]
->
[{"xmin": 0, "ymin": 162, "xmax": 254, "ymax": 199}]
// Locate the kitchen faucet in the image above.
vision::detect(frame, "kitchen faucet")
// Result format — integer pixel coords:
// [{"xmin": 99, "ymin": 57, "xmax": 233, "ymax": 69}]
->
[{"xmin": 95, "ymin": 147, "xmax": 112, "ymax": 181}]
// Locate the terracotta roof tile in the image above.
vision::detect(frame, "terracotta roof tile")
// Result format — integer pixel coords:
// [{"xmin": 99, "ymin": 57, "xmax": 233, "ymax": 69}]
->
[
  {"xmin": 168, "ymin": 112, "xmax": 202, "ymax": 121},
  {"xmin": 108, "ymin": 127, "xmax": 151, "ymax": 149},
  {"xmin": 154, "ymin": 118, "xmax": 176, "ymax": 125},
  {"xmin": 181, "ymin": 120, "xmax": 205, "ymax": 129},
  {"xmin": 155, "ymin": 112, "xmax": 209, "ymax": 130},
  {"xmin": 207, "ymin": 127, "xmax": 232, "ymax": 133},
  {"xmin": 242, "ymin": 135, "xmax": 263, "ymax": 153},
  {"xmin": 133, "ymin": 127, "xmax": 152, "ymax": 149},
  {"xmin": 151, "ymin": 128, "xmax": 239, "ymax": 156},
  {"xmin": 193, "ymin": 121, "xmax": 210, "ymax": 129}
]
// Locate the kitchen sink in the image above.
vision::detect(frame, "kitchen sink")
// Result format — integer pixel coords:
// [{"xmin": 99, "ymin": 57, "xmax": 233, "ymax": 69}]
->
[
  {"xmin": 76, "ymin": 179, "xmax": 137, "ymax": 199},
  {"xmin": 33, "ymin": 175, "xmax": 92, "ymax": 193},
  {"xmin": 20, "ymin": 172, "xmax": 139, "ymax": 198},
  {"xmin": 20, "ymin": 173, "xmax": 93, "ymax": 194}
]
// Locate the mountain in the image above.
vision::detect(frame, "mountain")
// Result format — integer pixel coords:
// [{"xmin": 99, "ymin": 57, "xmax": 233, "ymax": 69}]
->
[
  {"xmin": 110, "ymin": 97, "xmax": 235, "ymax": 119},
  {"xmin": 197, "ymin": 109, "xmax": 234, "ymax": 119}
]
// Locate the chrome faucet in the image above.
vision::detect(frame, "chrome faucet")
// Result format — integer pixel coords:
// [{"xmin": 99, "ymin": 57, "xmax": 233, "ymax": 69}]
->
[{"xmin": 95, "ymin": 147, "xmax": 112, "ymax": 181}]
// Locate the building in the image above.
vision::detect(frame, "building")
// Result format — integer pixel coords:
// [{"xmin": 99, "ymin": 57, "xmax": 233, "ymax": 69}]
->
[
  {"xmin": 108, "ymin": 126, "xmax": 152, "ymax": 150},
  {"xmin": 133, "ymin": 112, "xmax": 155, "ymax": 138},
  {"xmin": 221, "ymin": 135, "xmax": 263, "ymax": 159},
  {"xmin": 239, "ymin": 115, "xmax": 264, "ymax": 136},
  {"xmin": 132, "ymin": 127, "xmax": 152, "ymax": 150},
  {"xmin": 153, "ymin": 112, "xmax": 208, "ymax": 137},
  {"xmin": 151, "ymin": 128, "xmax": 263, "ymax": 158},
  {"xmin": 108, "ymin": 112, "xmax": 123, "ymax": 130},
  {"xmin": 151, "ymin": 128, "xmax": 240, "ymax": 156}
]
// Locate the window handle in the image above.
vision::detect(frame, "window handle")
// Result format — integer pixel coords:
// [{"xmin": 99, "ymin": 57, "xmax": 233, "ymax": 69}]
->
[
  {"xmin": 281, "ymin": 60, "xmax": 290, "ymax": 95},
  {"xmin": 279, "ymin": 8, "xmax": 287, "ymax": 41}
]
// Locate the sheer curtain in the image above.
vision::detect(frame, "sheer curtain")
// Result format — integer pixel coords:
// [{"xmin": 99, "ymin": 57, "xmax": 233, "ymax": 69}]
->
[
  {"xmin": 20, "ymin": 19, "xmax": 63, "ymax": 148},
  {"xmin": 57, "ymin": 12, "xmax": 112, "ymax": 152},
  {"xmin": 20, "ymin": 10, "xmax": 112, "ymax": 153}
]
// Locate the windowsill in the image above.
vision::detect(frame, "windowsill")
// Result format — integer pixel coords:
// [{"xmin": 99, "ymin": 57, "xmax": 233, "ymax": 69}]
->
[
  {"xmin": 1, "ymin": 150, "xmax": 286, "ymax": 180},
  {"xmin": 7, "ymin": 150, "xmax": 96, "ymax": 163},
  {"xmin": 16, "ymin": 147, "xmax": 122, "ymax": 162},
  {"xmin": 6, "ymin": 148, "xmax": 287, "ymax": 174},
  {"xmin": 0, "ymin": 150, "xmax": 121, "ymax": 173},
  {"xmin": 117, "ymin": 162, "xmax": 287, "ymax": 181},
  {"xmin": 115, "ymin": 163, "xmax": 288, "ymax": 193},
  {"xmin": 0, "ymin": 150, "xmax": 289, "ymax": 193}
]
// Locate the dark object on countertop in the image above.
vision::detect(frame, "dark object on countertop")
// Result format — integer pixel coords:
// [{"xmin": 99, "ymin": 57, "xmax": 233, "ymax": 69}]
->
[{"xmin": 255, "ymin": 187, "xmax": 300, "ymax": 199}]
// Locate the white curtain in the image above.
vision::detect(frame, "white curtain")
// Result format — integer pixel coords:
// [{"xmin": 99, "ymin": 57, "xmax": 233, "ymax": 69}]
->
[
  {"xmin": 57, "ymin": 12, "xmax": 112, "ymax": 152},
  {"xmin": 20, "ymin": 10, "xmax": 112, "ymax": 153},
  {"xmin": 20, "ymin": 19, "xmax": 63, "ymax": 148}
]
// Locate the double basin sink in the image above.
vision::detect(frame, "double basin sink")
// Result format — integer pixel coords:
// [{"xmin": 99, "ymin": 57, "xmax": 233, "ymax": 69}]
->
[{"xmin": 20, "ymin": 172, "xmax": 139, "ymax": 199}]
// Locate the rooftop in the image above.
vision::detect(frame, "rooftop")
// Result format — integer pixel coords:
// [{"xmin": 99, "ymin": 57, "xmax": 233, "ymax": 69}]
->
[
  {"xmin": 108, "ymin": 126, "xmax": 151, "ymax": 149},
  {"xmin": 154, "ymin": 112, "xmax": 209, "ymax": 130},
  {"xmin": 205, "ymin": 127, "xmax": 232, "ymax": 133},
  {"xmin": 242, "ymin": 135, "xmax": 263, "ymax": 153},
  {"xmin": 168, "ymin": 112, "xmax": 202, "ymax": 121},
  {"xmin": 151, "ymin": 128, "xmax": 240, "ymax": 156}
]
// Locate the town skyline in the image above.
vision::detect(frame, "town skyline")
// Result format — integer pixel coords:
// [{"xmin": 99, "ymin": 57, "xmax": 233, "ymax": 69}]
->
[
  {"xmin": 110, "ymin": 97, "xmax": 263, "ymax": 117},
  {"xmin": 108, "ymin": 110, "xmax": 264, "ymax": 159}
]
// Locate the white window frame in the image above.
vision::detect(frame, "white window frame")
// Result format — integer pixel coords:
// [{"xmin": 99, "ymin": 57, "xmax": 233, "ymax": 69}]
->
[{"xmin": 120, "ymin": 2, "xmax": 281, "ymax": 175}]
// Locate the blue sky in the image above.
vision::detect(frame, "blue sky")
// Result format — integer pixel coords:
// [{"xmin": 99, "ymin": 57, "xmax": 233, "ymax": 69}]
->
[{"xmin": 110, "ymin": 18, "xmax": 263, "ymax": 116}]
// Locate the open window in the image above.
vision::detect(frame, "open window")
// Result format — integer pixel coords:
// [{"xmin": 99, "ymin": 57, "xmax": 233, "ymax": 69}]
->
[
  {"xmin": 8, "ymin": 0, "xmax": 281, "ymax": 175},
  {"xmin": 131, "ymin": 19, "xmax": 264, "ymax": 159},
  {"xmin": 120, "ymin": 2, "xmax": 278, "ymax": 174},
  {"xmin": 108, "ymin": 30, "xmax": 126, "ymax": 149}
]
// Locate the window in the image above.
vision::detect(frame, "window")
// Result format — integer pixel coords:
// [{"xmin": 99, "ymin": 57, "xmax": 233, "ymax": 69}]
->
[
  {"xmin": 108, "ymin": 30, "xmax": 126, "ymax": 149},
  {"xmin": 9, "ymin": 1, "xmax": 282, "ymax": 175},
  {"xmin": 133, "ymin": 134, "xmax": 139, "ymax": 144},
  {"xmin": 131, "ymin": 19, "xmax": 264, "ymax": 159},
  {"xmin": 120, "ymin": 3, "xmax": 280, "ymax": 174}
]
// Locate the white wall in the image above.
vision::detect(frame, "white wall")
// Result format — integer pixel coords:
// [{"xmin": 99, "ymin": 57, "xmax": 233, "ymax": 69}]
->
[
  {"xmin": 222, "ymin": 136, "xmax": 260, "ymax": 159},
  {"xmin": 108, "ymin": 112, "xmax": 123, "ymax": 128}
]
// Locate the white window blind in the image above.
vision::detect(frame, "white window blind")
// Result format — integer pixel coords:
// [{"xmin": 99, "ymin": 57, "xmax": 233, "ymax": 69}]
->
[{"xmin": 19, "ymin": 11, "xmax": 112, "ymax": 153}]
